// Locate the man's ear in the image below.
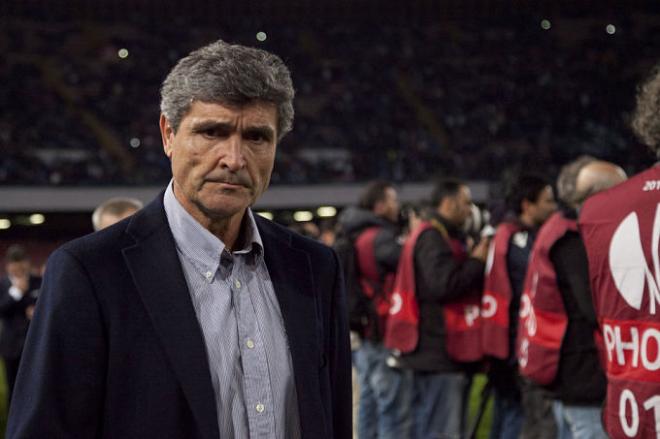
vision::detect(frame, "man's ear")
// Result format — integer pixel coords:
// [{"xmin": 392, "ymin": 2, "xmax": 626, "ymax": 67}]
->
[
  {"xmin": 437, "ymin": 197, "xmax": 451, "ymax": 218},
  {"xmin": 521, "ymin": 198, "xmax": 532, "ymax": 215},
  {"xmin": 159, "ymin": 114, "xmax": 175, "ymax": 158}
]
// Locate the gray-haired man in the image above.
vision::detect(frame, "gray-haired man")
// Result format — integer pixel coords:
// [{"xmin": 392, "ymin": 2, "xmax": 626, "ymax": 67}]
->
[
  {"xmin": 8, "ymin": 40, "xmax": 352, "ymax": 439},
  {"xmin": 92, "ymin": 197, "xmax": 143, "ymax": 231}
]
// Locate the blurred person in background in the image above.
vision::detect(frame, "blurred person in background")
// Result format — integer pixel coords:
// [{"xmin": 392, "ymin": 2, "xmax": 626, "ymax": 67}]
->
[
  {"xmin": 287, "ymin": 221, "xmax": 321, "ymax": 240},
  {"xmin": 318, "ymin": 219, "xmax": 337, "ymax": 247},
  {"xmin": 385, "ymin": 178, "xmax": 489, "ymax": 439},
  {"xmin": 91, "ymin": 197, "xmax": 144, "ymax": 231},
  {"xmin": 7, "ymin": 40, "xmax": 351, "ymax": 438},
  {"xmin": 481, "ymin": 174, "xmax": 557, "ymax": 439},
  {"xmin": 0, "ymin": 245, "xmax": 40, "ymax": 403},
  {"xmin": 578, "ymin": 65, "xmax": 660, "ymax": 439},
  {"xmin": 335, "ymin": 180, "xmax": 411, "ymax": 439},
  {"xmin": 517, "ymin": 157, "xmax": 624, "ymax": 439}
]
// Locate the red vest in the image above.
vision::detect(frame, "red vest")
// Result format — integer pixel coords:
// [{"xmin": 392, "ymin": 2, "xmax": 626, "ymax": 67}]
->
[
  {"xmin": 354, "ymin": 227, "xmax": 395, "ymax": 339},
  {"xmin": 383, "ymin": 221, "xmax": 482, "ymax": 362},
  {"xmin": 579, "ymin": 166, "xmax": 660, "ymax": 439},
  {"xmin": 517, "ymin": 212, "xmax": 575, "ymax": 385},
  {"xmin": 438, "ymin": 221, "xmax": 483, "ymax": 363},
  {"xmin": 481, "ymin": 222, "xmax": 521, "ymax": 359},
  {"xmin": 383, "ymin": 223, "xmax": 429, "ymax": 353}
]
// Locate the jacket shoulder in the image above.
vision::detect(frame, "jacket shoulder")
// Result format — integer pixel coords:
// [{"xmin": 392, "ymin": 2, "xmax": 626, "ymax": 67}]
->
[
  {"xmin": 414, "ymin": 226, "xmax": 445, "ymax": 249},
  {"xmin": 57, "ymin": 217, "xmax": 133, "ymax": 263}
]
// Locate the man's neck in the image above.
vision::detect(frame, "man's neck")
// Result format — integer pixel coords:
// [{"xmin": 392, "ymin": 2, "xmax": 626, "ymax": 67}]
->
[
  {"xmin": 207, "ymin": 216, "xmax": 245, "ymax": 251},
  {"xmin": 172, "ymin": 184, "xmax": 246, "ymax": 251},
  {"xmin": 435, "ymin": 210, "xmax": 457, "ymax": 229},
  {"xmin": 518, "ymin": 213, "xmax": 536, "ymax": 229}
]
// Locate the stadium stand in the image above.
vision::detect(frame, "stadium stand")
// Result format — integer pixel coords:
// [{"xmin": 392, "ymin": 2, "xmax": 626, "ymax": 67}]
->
[{"xmin": 2, "ymin": 2, "xmax": 658, "ymax": 187}]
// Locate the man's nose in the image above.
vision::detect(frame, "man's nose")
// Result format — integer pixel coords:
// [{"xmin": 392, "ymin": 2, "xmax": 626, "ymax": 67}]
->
[{"xmin": 219, "ymin": 137, "xmax": 246, "ymax": 171}]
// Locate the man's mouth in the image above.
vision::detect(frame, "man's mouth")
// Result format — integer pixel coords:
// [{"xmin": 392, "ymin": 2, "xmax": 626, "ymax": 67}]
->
[{"xmin": 204, "ymin": 179, "xmax": 248, "ymax": 190}]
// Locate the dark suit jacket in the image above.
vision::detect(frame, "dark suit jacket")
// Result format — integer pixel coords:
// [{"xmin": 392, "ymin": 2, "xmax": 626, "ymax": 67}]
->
[
  {"xmin": 0, "ymin": 275, "xmax": 40, "ymax": 359},
  {"xmin": 7, "ymin": 194, "xmax": 352, "ymax": 439}
]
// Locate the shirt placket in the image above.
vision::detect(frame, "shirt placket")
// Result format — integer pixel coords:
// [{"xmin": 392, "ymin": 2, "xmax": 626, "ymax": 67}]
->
[{"xmin": 231, "ymin": 257, "xmax": 275, "ymax": 438}]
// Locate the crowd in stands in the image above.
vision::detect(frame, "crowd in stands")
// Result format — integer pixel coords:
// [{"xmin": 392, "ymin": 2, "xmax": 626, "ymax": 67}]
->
[{"xmin": 2, "ymin": 12, "xmax": 659, "ymax": 186}]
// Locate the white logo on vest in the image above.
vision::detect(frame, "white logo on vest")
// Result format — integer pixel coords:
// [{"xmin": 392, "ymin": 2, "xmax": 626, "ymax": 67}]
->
[
  {"xmin": 485, "ymin": 239, "xmax": 495, "ymax": 275},
  {"xmin": 605, "ymin": 202, "xmax": 660, "ymax": 438},
  {"xmin": 389, "ymin": 292, "xmax": 402, "ymax": 315},
  {"xmin": 518, "ymin": 272, "xmax": 538, "ymax": 369},
  {"xmin": 609, "ymin": 203, "xmax": 660, "ymax": 313},
  {"xmin": 464, "ymin": 305, "xmax": 479, "ymax": 327}
]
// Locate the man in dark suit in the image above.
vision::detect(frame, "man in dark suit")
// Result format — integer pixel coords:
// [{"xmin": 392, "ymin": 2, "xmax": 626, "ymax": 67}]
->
[
  {"xmin": 0, "ymin": 245, "xmax": 40, "ymax": 403},
  {"xmin": 7, "ymin": 40, "xmax": 351, "ymax": 439}
]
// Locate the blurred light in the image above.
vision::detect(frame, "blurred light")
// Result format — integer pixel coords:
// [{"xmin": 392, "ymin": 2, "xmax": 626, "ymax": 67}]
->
[
  {"xmin": 540, "ymin": 19, "xmax": 551, "ymax": 30},
  {"xmin": 29, "ymin": 214, "xmax": 45, "ymax": 225},
  {"xmin": 130, "ymin": 137, "xmax": 141, "ymax": 148},
  {"xmin": 293, "ymin": 211, "xmax": 313, "ymax": 222},
  {"xmin": 0, "ymin": 219, "xmax": 10, "ymax": 230},
  {"xmin": 256, "ymin": 32, "xmax": 267, "ymax": 42},
  {"xmin": 257, "ymin": 211, "xmax": 273, "ymax": 220},
  {"xmin": 317, "ymin": 206, "xmax": 337, "ymax": 218},
  {"xmin": 606, "ymin": 24, "xmax": 616, "ymax": 35},
  {"xmin": 118, "ymin": 48, "xmax": 129, "ymax": 59}
]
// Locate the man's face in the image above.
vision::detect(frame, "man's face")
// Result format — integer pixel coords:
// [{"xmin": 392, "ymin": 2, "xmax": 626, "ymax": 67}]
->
[
  {"xmin": 528, "ymin": 185, "xmax": 557, "ymax": 225},
  {"xmin": 377, "ymin": 187, "xmax": 400, "ymax": 223},
  {"xmin": 160, "ymin": 101, "xmax": 278, "ymax": 226},
  {"xmin": 449, "ymin": 185, "xmax": 473, "ymax": 227},
  {"xmin": 6, "ymin": 260, "xmax": 30, "ymax": 280}
]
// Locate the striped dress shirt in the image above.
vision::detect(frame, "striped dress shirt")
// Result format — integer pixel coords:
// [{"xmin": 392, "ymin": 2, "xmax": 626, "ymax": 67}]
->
[{"xmin": 163, "ymin": 182, "xmax": 301, "ymax": 439}]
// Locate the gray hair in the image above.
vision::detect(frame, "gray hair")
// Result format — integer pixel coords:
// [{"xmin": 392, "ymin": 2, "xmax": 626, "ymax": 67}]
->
[
  {"xmin": 160, "ymin": 40, "xmax": 295, "ymax": 141},
  {"xmin": 92, "ymin": 197, "xmax": 143, "ymax": 231},
  {"xmin": 632, "ymin": 63, "xmax": 660, "ymax": 157},
  {"xmin": 556, "ymin": 155, "xmax": 596, "ymax": 207}
]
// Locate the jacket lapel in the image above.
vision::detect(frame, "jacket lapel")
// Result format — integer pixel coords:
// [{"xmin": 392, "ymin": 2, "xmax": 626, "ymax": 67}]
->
[
  {"xmin": 257, "ymin": 216, "xmax": 328, "ymax": 438},
  {"xmin": 122, "ymin": 195, "xmax": 219, "ymax": 439}
]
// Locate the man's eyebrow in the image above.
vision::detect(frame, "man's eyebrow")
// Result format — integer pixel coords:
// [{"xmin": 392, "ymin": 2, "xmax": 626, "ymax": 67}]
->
[
  {"xmin": 244, "ymin": 125, "xmax": 276, "ymax": 139},
  {"xmin": 190, "ymin": 120, "xmax": 232, "ymax": 131}
]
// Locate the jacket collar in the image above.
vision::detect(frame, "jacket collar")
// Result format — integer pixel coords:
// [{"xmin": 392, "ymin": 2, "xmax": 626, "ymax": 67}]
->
[
  {"xmin": 123, "ymin": 193, "xmax": 325, "ymax": 438},
  {"xmin": 123, "ymin": 192, "xmax": 220, "ymax": 439},
  {"xmin": 254, "ymin": 215, "xmax": 328, "ymax": 438},
  {"xmin": 433, "ymin": 213, "xmax": 463, "ymax": 238}
]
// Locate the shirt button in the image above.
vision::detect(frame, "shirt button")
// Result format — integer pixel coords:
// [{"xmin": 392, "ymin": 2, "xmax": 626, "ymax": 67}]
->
[
  {"xmin": 256, "ymin": 403, "xmax": 265, "ymax": 413},
  {"xmin": 205, "ymin": 271, "xmax": 213, "ymax": 281},
  {"xmin": 246, "ymin": 339, "xmax": 255, "ymax": 349},
  {"xmin": 234, "ymin": 279, "xmax": 241, "ymax": 289}
]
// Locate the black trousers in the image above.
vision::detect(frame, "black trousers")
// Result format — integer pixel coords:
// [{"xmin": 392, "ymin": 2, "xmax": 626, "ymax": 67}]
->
[{"xmin": 520, "ymin": 377, "xmax": 557, "ymax": 439}]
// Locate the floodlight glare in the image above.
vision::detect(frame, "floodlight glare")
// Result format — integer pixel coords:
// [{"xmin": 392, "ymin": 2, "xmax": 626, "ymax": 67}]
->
[
  {"xmin": 293, "ymin": 211, "xmax": 313, "ymax": 222},
  {"xmin": 29, "ymin": 214, "xmax": 45, "ymax": 225}
]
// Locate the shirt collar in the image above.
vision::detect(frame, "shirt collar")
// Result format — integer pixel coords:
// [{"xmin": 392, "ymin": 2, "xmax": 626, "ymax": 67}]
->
[{"xmin": 163, "ymin": 181, "xmax": 264, "ymax": 276}]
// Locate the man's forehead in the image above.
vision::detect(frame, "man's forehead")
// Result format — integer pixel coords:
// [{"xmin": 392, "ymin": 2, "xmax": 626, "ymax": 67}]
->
[{"xmin": 186, "ymin": 100, "xmax": 277, "ymax": 123}]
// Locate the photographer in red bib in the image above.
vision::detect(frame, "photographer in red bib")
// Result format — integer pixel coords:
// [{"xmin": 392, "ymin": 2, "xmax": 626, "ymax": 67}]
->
[
  {"xmin": 336, "ymin": 180, "xmax": 412, "ymax": 439},
  {"xmin": 579, "ymin": 65, "xmax": 660, "ymax": 439},
  {"xmin": 481, "ymin": 174, "xmax": 557, "ymax": 439},
  {"xmin": 517, "ymin": 157, "xmax": 626, "ymax": 439},
  {"xmin": 384, "ymin": 178, "xmax": 489, "ymax": 439}
]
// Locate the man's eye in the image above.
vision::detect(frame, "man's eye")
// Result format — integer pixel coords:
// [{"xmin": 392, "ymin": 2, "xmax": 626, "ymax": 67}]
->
[
  {"xmin": 196, "ymin": 127, "xmax": 227, "ymax": 138},
  {"xmin": 202, "ymin": 128, "xmax": 221, "ymax": 137},
  {"xmin": 245, "ymin": 132, "xmax": 268, "ymax": 142}
]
